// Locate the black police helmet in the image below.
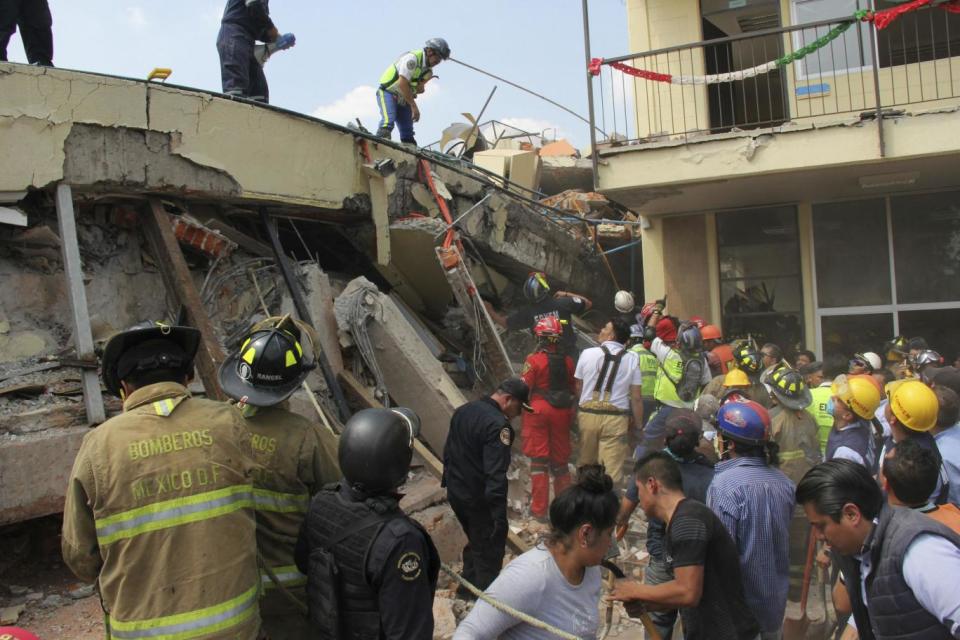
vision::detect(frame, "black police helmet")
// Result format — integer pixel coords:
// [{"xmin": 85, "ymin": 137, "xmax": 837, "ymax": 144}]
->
[
  {"xmin": 101, "ymin": 322, "xmax": 200, "ymax": 397},
  {"xmin": 218, "ymin": 317, "xmax": 315, "ymax": 407},
  {"xmin": 339, "ymin": 408, "xmax": 421, "ymax": 494}
]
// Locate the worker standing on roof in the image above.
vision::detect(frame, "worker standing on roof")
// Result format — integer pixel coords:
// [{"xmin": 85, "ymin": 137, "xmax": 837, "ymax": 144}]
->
[
  {"xmin": 296, "ymin": 407, "xmax": 440, "ymax": 639},
  {"xmin": 0, "ymin": 0, "xmax": 53, "ymax": 66},
  {"xmin": 376, "ymin": 38, "xmax": 450, "ymax": 145},
  {"xmin": 486, "ymin": 272, "xmax": 592, "ymax": 358},
  {"xmin": 217, "ymin": 0, "xmax": 293, "ymax": 103},
  {"xmin": 218, "ymin": 316, "xmax": 341, "ymax": 640},
  {"xmin": 520, "ymin": 316, "xmax": 576, "ymax": 522},
  {"xmin": 62, "ymin": 322, "xmax": 262, "ymax": 640}
]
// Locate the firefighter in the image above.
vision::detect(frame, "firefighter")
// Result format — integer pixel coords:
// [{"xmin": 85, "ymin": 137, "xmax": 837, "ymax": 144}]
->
[
  {"xmin": 296, "ymin": 407, "xmax": 439, "ymax": 639},
  {"xmin": 218, "ymin": 315, "xmax": 341, "ymax": 639},
  {"xmin": 520, "ymin": 315, "xmax": 576, "ymax": 521},
  {"xmin": 62, "ymin": 322, "xmax": 261, "ymax": 640}
]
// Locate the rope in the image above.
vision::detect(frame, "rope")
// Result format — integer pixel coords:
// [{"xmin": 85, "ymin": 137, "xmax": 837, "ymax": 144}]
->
[{"xmin": 439, "ymin": 563, "xmax": 584, "ymax": 640}]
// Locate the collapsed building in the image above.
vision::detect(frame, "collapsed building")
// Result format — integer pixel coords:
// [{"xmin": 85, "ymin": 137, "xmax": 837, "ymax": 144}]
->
[{"xmin": 0, "ymin": 60, "xmax": 650, "ymax": 589}]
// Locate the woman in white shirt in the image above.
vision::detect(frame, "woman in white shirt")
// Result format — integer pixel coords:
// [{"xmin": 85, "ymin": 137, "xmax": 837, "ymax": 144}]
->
[{"xmin": 454, "ymin": 464, "xmax": 618, "ymax": 639}]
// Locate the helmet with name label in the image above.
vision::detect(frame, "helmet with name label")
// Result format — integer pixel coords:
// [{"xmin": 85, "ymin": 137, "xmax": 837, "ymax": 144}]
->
[
  {"xmin": 218, "ymin": 315, "xmax": 316, "ymax": 407},
  {"xmin": 523, "ymin": 272, "xmax": 551, "ymax": 303}
]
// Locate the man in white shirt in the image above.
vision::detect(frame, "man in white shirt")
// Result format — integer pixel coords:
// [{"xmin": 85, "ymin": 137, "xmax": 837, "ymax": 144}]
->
[{"xmin": 574, "ymin": 317, "xmax": 643, "ymax": 486}]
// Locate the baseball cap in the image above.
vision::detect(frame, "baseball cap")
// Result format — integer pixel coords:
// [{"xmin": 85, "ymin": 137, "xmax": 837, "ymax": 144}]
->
[
  {"xmin": 498, "ymin": 378, "xmax": 533, "ymax": 412},
  {"xmin": 927, "ymin": 366, "xmax": 960, "ymax": 395},
  {"xmin": 665, "ymin": 408, "xmax": 701, "ymax": 439}
]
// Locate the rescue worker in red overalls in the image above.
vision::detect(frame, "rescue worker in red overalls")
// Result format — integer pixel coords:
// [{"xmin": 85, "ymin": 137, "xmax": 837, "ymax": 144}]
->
[{"xmin": 520, "ymin": 315, "xmax": 577, "ymax": 521}]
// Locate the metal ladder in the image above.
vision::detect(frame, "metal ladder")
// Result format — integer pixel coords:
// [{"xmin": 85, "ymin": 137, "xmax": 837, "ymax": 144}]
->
[{"xmin": 435, "ymin": 245, "xmax": 515, "ymax": 385}]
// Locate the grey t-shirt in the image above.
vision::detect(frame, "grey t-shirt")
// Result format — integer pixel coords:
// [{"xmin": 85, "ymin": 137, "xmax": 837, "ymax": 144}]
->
[{"xmin": 454, "ymin": 545, "xmax": 601, "ymax": 640}]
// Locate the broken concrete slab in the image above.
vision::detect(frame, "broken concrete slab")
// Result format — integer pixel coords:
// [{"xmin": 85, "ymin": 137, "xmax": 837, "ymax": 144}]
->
[
  {"xmin": 300, "ymin": 265, "xmax": 344, "ymax": 377},
  {"xmin": 0, "ymin": 426, "xmax": 89, "ymax": 526},
  {"xmin": 334, "ymin": 277, "xmax": 466, "ymax": 456},
  {"xmin": 411, "ymin": 504, "xmax": 468, "ymax": 565}
]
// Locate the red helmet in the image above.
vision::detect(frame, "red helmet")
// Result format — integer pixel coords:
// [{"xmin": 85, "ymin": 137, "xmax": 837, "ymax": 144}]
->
[
  {"xmin": 639, "ymin": 301, "xmax": 664, "ymax": 326},
  {"xmin": 701, "ymin": 324, "xmax": 722, "ymax": 341},
  {"xmin": 533, "ymin": 315, "xmax": 562, "ymax": 338},
  {"xmin": 0, "ymin": 629, "xmax": 41, "ymax": 640},
  {"xmin": 689, "ymin": 315, "xmax": 705, "ymax": 328}
]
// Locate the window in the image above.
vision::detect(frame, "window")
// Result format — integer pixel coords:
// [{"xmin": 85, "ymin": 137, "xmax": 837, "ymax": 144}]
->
[
  {"xmin": 791, "ymin": 0, "xmax": 873, "ymax": 78},
  {"xmin": 718, "ymin": 206, "xmax": 804, "ymax": 352},
  {"xmin": 812, "ymin": 191, "xmax": 960, "ymax": 368},
  {"xmin": 875, "ymin": 0, "xmax": 960, "ymax": 69},
  {"xmin": 813, "ymin": 198, "xmax": 891, "ymax": 308},
  {"xmin": 891, "ymin": 190, "xmax": 960, "ymax": 304}
]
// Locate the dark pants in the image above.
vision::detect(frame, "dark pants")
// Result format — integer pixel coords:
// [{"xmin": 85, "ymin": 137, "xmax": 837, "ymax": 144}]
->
[
  {"xmin": 0, "ymin": 0, "xmax": 53, "ymax": 65},
  {"xmin": 375, "ymin": 88, "xmax": 415, "ymax": 144},
  {"xmin": 449, "ymin": 497, "xmax": 507, "ymax": 592},
  {"xmin": 216, "ymin": 23, "xmax": 268, "ymax": 103}
]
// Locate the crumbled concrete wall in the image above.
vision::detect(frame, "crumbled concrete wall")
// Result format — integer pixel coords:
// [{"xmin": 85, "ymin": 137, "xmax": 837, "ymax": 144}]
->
[{"xmin": 0, "ymin": 64, "xmax": 363, "ymax": 209}]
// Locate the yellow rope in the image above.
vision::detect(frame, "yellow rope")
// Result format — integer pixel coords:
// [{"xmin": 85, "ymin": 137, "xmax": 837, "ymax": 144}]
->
[{"xmin": 440, "ymin": 562, "xmax": 584, "ymax": 640}]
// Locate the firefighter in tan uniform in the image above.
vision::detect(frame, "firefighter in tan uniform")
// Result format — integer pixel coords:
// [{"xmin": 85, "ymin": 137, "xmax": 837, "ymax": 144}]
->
[
  {"xmin": 61, "ymin": 322, "xmax": 261, "ymax": 640},
  {"xmin": 218, "ymin": 316, "xmax": 341, "ymax": 640}
]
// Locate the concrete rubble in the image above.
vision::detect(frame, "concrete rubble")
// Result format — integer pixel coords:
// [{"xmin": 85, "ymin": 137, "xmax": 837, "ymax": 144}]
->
[{"xmin": 0, "ymin": 61, "xmax": 646, "ymax": 637}]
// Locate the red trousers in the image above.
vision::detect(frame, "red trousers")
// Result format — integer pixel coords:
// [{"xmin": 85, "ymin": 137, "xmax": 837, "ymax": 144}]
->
[{"xmin": 522, "ymin": 401, "xmax": 574, "ymax": 518}]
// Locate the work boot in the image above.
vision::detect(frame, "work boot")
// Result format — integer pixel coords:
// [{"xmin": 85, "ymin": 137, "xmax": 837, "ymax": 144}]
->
[
  {"xmin": 529, "ymin": 472, "xmax": 550, "ymax": 520},
  {"xmin": 376, "ymin": 126, "xmax": 392, "ymax": 139}
]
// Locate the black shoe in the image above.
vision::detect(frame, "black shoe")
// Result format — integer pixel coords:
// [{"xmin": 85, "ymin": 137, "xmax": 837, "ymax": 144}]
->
[{"xmin": 376, "ymin": 127, "xmax": 391, "ymax": 139}]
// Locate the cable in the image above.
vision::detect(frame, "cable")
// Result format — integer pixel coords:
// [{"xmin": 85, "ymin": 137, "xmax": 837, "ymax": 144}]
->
[{"xmin": 448, "ymin": 57, "xmax": 605, "ymax": 136}]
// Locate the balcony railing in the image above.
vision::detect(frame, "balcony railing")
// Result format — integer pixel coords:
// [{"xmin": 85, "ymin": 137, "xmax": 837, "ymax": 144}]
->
[{"xmin": 589, "ymin": 4, "xmax": 960, "ymax": 151}]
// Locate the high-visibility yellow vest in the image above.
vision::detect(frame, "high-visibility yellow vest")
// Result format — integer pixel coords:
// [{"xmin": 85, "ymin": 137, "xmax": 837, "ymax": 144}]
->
[
  {"xmin": 807, "ymin": 385, "xmax": 835, "ymax": 454},
  {"xmin": 379, "ymin": 49, "xmax": 431, "ymax": 93},
  {"xmin": 630, "ymin": 344, "xmax": 658, "ymax": 398},
  {"xmin": 654, "ymin": 350, "xmax": 687, "ymax": 407}
]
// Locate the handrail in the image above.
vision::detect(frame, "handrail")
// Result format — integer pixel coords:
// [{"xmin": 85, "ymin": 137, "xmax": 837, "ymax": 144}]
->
[{"xmin": 602, "ymin": 15, "xmax": 859, "ymax": 64}]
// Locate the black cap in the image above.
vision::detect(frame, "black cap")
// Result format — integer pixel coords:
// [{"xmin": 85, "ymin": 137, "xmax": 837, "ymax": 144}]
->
[
  {"xmin": 927, "ymin": 366, "xmax": 960, "ymax": 396},
  {"xmin": 798, "ymin": 360, "xmax": 823, "ymax": 376},
  {"xmin": 497, "ymin": 377, "xmax": 533, "ymax": 412}
]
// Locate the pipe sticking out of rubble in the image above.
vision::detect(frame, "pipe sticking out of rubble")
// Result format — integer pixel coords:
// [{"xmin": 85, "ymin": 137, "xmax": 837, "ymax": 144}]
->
[{"xmin": 259, "ymin": 208, "xmax": 352, "ymax": 423}]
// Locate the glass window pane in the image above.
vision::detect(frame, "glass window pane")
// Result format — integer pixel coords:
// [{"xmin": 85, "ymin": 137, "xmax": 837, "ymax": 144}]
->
[
  {"xmin": 718, "ymin": 206, "xmax": 803, "ymax": 351},
  {"xmin": 821, "ymin": 314, "xmax": 894, "ymax": 376},
  {"xmin": 898, "ymin": 309, "xmax": 960, "ymax": 365},
  {"xmin": 891, "ymin": 190, "xmax": 960, "ymax": 304},
  {"xmin": 792, "ymin": 0, "xmax": 872, "ymax": 76},
  {"xmin": 813, "ymin": 198, "xmax": 891, "ymax": 307}
]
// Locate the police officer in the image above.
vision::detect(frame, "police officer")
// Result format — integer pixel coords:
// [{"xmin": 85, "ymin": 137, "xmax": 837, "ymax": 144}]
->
[
  {"xmin": 295, "ymin": 407, "xmax": 439, "ymax": 640},
  {"xmin": 376, "ymin": 38, "xmax": 450, "ymax": 144},
  {"xmin": 219, "ymin": 316, "xmax": 340, "ymax": 640},
  {"xmin": 62, "ymin": 322, "xmax": 261, "ymax": 640},
  {"xmin": 443, "ymin": 378, "xmax": 531, "ymax": 596},
  {"xmin": 217, "ymin": 0, "xmax": 287, "ymax": 102}
]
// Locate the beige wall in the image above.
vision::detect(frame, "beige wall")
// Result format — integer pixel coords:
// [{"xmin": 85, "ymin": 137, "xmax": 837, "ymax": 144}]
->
[
  {"xmin": 661, "ymin": 214, "xmax": 712, "ymax": 321},
  {"xmin": 625, "ymin": 0, "xmax": 708, "ymax": 139}
]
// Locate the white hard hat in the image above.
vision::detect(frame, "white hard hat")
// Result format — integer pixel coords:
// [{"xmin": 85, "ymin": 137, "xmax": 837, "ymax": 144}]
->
[
  {"xmin": 614, "ymin": 290, "xmax": 635, "ymax": 313},
  {"xmin": 862, "ymin": 352, "xmax": 883, "ymax": 371}
]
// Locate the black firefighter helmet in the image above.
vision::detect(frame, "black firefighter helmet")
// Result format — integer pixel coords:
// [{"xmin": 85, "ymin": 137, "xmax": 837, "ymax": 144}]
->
[
  {"xmin": 100, "ymin": 322, "xmax": 201, "ymax": 398},
  {"xmin": 339, "ymin": 407, "xmax": 421, "ymax": 494},
  {"xmin": 218, "ymin": 315, "xmax": 316, "ymax": 407}
]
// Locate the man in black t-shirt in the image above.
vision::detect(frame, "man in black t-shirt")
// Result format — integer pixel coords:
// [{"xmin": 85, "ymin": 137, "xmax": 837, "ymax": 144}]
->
[
  {"xmin": 485, "ymin": 272, "xmax": 591, "ymax": 357},
  {"xmin": 610, "ymin": 452, "xmax": 760, "ymax": 640}
]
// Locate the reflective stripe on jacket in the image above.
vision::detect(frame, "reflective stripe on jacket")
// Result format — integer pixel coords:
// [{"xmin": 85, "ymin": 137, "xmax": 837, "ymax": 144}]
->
[{"xmin": 62, "ymin": 382, "xmax": 261, "ymax": 640}]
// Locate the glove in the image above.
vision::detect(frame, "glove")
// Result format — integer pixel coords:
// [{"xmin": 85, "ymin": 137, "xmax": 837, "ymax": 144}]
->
[{"xmin": 274, "ymin": 32, "xmax": 296, "ymax": 51}]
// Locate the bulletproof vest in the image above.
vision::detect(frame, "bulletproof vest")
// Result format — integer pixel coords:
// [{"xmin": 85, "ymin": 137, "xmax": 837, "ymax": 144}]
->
[
  {"xmin": 826, "ymin": 421, "xmax": 878, "ymax": 474},
  {"xmin": 840, "ymin": 504, "xmax": 960, "ymax": 640},
  {"xmin": 305, "ymin": 486, "xmax": 401, "ymax": 640},
  {"xmin": 538, "ymin": 351, "xmax": 574, "ymax": 409}
]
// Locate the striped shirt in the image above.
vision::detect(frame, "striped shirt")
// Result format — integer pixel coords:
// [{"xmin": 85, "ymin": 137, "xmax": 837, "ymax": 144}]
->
[{"xmin": 707, "ymin": 456, "xmax": 795, "ymax": 633}]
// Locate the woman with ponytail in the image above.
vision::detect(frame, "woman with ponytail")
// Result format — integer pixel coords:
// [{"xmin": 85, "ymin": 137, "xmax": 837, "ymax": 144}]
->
[{"xmin": 454, "ymin": 464, "xmax": 618, "ymax": 639}]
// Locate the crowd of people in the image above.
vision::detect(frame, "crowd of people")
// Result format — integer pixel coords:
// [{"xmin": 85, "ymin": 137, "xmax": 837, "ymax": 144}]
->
[
  {"xmin": 4, "ymin": 267, "xmax": 949, "ymax": 640},
  {"xmin": 460, "ymin": 274, "xmax": 960, "ymax": 640}
]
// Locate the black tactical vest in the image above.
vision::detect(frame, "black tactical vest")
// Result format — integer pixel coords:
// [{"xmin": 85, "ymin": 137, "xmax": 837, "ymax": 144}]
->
[{"xmin": 304, "ymin": 486, "xmax": 400, "ymax": 640}]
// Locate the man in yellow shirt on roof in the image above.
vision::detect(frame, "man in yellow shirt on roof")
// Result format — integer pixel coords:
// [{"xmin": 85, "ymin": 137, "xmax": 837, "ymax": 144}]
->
[{"xmin": 375, "ymin": 38, "xmax": 450, "ymax": 145}]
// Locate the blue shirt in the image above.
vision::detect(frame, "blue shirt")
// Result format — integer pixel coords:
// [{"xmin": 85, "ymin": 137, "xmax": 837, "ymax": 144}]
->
[
  {"xmin": 707, "ymin": 456, "xmax": 795, "ymax": 633},
  {"xmin": 935, "ymin": 426, "xmax": 960, "ymax": 506}
]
